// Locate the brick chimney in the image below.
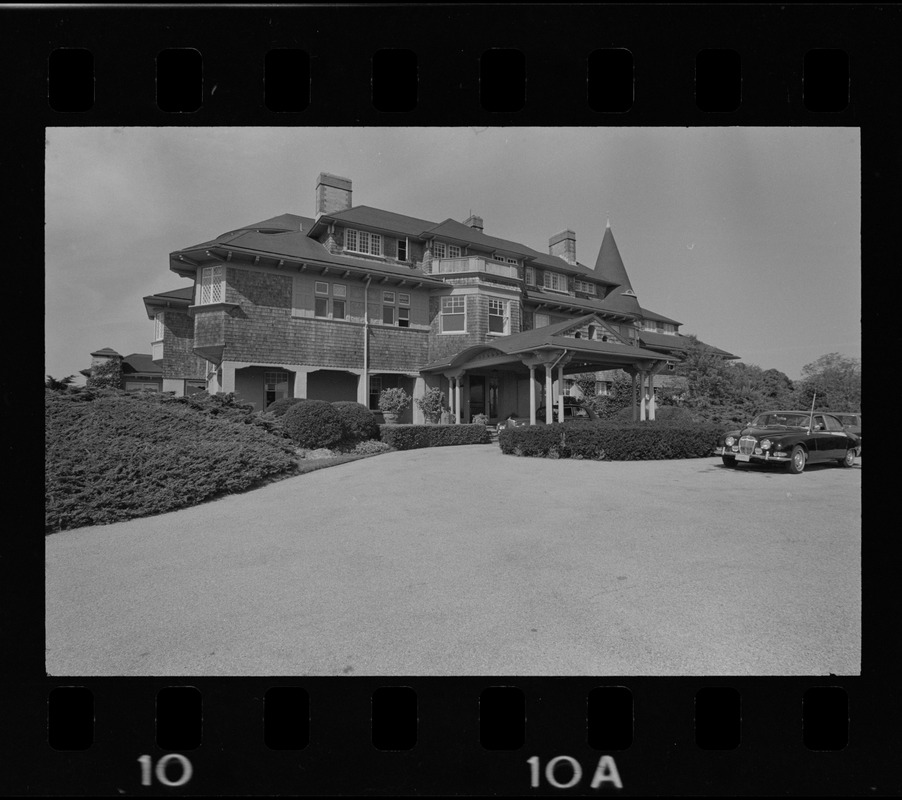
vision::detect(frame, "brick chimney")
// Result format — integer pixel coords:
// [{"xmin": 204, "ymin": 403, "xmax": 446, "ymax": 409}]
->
[
  {"xmin": 315, "ymin": 173, "xmax": 353, "ymax": 216},
  {"xmin": 464, "ymin": 213, "xmax": 484, "ymax": 232},
  {"xmin": 549, "ymin": 229, "xmax": 576, "ymax": 265}
]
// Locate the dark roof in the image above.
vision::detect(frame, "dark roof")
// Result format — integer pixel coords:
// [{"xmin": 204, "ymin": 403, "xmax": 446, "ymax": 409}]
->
[
  {"xmin": 639, "ymin": 307, "xmax": 682, "ymax": 326},
  {"xmin": 637, "ymin": 331, "xmax": 686, "ymax": 350},
  {"xmin": 640, "ymin": 333, "xmax": 738, "ymax": 359},
  {"xmin": 320, "ymin": 205, "xmax": 439, "ymax": 237},
  {"xmin": 90, "ymin": 347, "xmax": 121, "ymax": 357},
  {"xmin": 592, "ymin": 226, "xmax": 642, "ymax": 315},
  {"xmin": 243, "ymin": 213, "xmax": 315, "ymax": 232},
  {"xmin": 526, "ymin": 289, "xmax": 635, "ymax": 319},
  {"xmin": 424, "ymin": 219, "xmax": 600, "ymax": 277},
  {"xmin": 174, "ymin": 231, "xmax": 445, "ymax": 285},
  {"xmin": 121, "ymin": 353, "xmax": 162, "ymax": 375},
  {"xmin": 147, "ymin": 286, "xmax": 194, "ymax": 302}
]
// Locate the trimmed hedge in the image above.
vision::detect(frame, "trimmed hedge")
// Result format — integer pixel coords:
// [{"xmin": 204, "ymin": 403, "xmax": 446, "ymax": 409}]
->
[
  {"xmin": 45, "ymin": 388, "xmax": 298, "ymax": 532},
  {"xmin": 332, "ymin": 401, "xmax": 379, "ymax": 444},
  {"xmin": 498, "ymin": 420, "xmax": 723, "ymax": 460},
  {"xmin": 281, "ymin": 399, "xmax": 346, "ymax": 449},
  {"xmin": 265, "ymin": 397, "xmax": 308, "ymax": 417},
  {"xmin": 379, "ymin": 423, "xmax": 491, "ymax": 450}
]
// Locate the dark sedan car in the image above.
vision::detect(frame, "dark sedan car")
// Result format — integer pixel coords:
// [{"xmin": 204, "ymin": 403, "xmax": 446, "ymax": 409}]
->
[{"xmin": 714, "ymin": 411, "xmax": 860, "ymax": 474}]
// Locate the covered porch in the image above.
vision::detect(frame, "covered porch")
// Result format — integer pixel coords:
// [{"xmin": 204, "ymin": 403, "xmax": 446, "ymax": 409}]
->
[{"xmin": 422, "ymin": 325, "xmax": 681, "ymax": 425}]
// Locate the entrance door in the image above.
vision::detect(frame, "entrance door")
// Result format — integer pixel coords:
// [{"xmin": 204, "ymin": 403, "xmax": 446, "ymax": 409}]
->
[{"xmin": 469, "ymin": 375, "xmax": 485, "ymax": 421}]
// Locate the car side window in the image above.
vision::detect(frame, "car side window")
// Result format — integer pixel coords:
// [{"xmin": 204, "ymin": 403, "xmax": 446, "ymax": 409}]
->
[{"xmin": 823, "ymin": 415, "xmax": 843, "ymax": 432}]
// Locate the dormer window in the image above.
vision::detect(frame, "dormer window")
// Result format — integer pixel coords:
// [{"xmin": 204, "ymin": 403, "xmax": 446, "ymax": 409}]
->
[
  {"xmin": 543, "ymin": 271, "xmax": 568, "ymax": 293},
  {"xmin": 574, "ymin": 279, "xmax": 596, "ymax": 294},
  {"xmin": 197, "ymin": 265, "xmax": 224, "ymax": 305},
  {"xmin": 345, "ymin": 228, "xmax": 382, "ymax": 256}
]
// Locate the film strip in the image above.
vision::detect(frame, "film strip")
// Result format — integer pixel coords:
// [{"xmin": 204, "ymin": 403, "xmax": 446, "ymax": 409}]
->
[{"xmin": 9, "ymin": 2, "xmax": 893, "ymax": 795}]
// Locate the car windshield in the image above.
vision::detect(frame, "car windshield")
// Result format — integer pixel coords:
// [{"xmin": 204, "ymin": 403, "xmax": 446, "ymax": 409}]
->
[{"xmin": 752, "ymin": 413, "xmax": 811, "ymax": 427}]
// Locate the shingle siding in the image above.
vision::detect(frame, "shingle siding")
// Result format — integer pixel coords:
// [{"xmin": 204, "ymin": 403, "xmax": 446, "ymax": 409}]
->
[{"xmin": 162, "ymin": 309, "xmax": 207, "ymax": 378}]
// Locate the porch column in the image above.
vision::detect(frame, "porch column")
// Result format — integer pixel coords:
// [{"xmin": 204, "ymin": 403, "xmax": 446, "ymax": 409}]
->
[
  {"xmin": 545, "ymin": 366, "xmax": 553, "ymax": 424},
  {"xmin": 412, "ymin": 376, "xmax": 426, "ymax": 424},
  {"xmin": 631, "ymin": 372, "xmax": 638, "ymax": 421},
  {"xmin": 220, "ymin": 363, "xmax": 237, "ymax": 394},
  {"xmin": 529, "ymin": 366, "xmax": 537, "ymax": 425},
  {"xmin": 639, "ymin": 370, "xmax": 647, "ymax": 421},
  {"xmin": 647, "ymin": 372, "xmax": 656, "ymax": 421},
  {"xmin": 557, "ymin": 363, "xmax": 565, "ymax": 423},
  {"xmin": 454, "ymin": 377, "xmax": 462, "ymax": 424},
  {"xmin": 292, "ymin": 369, "xmax": 308, "ymax": 399},
  {"xmin": 357, "ymin": 371, "xmax": 369, "ymax": 406}
]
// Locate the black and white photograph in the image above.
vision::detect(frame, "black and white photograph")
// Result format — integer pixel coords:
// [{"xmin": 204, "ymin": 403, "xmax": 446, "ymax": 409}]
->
[{"xmin": 44, "ymin": 126, "xmax": 861, "ymax": 678}]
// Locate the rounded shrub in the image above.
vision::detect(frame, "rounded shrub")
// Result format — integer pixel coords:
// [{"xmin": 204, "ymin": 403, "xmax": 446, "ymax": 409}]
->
[
  {"xmin": 332, "ymin": 401, "xmax": 379, "ymax": 443},
  {"xmin": 281, "ymin": 400, "xmax": 347, "ymax": 449},
  {"xmin": 265, "ymin": 397, "xmax": 308, "ymax": 417}
]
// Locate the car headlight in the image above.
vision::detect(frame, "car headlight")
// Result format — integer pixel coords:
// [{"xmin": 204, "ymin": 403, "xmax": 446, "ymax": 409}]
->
[
  {"xmin": 725, "ymin": 436, "xmax": 735, "ymax": 446},
  {"xmin": 760, "ymin": 438, "xmax": 772, "ymax": 450}
]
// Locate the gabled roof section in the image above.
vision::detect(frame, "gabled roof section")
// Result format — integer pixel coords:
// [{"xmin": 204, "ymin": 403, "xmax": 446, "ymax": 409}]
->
[
  {"xmin": 319, "ymin": 205, "xmax": 439, "ymax": 237},
  {"xmin": 121, "ymin": 353, "xmax": 162, "ymax": 375}
]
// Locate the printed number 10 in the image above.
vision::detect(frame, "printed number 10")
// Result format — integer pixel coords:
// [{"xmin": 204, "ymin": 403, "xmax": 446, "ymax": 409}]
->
[{"xmin": 137, "ymin": 754, "xmax": 193, "ymax": 787}]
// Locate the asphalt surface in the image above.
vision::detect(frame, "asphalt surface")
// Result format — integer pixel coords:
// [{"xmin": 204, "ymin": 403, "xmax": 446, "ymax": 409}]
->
[{"xmin": 46, "ymin": 446, "xmax": 861, "ymax": 676}]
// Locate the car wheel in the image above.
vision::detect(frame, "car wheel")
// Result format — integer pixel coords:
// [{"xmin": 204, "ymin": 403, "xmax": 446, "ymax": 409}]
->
[
  {"xmin": 721, "ymin": 456, "xmax": 738, "ymax": 468},
  {"xmin": 786, "ymin": 445, "xmax": 807, "ymax": 474},
  {"xmin": 838, "ymin": 448, "xmax": 856, "ymax": 468}
]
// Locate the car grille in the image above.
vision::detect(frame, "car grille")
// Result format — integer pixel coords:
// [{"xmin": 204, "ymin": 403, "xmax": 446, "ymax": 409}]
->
[{"xmin": 739, "ymin": 436, "xmax": 756, "ymax": 455}]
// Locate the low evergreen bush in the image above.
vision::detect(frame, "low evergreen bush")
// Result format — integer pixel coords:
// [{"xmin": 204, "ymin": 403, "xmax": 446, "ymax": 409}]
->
[
  {"xmin": 499, "ymin": 420, "xmax": 723, "ymax": 460},
  {"xmin": 281, "ymin": 399, "xmax": 347, "ymax": 449},
  {"xmin": 265, "ymin": 397, "xmax": 308, "ymax": 417},
  {"xmin": 379, "ymin": 423, "xmax": 491, "ymax": 450},
  {"xmin": 45, "ymin": 388, "xmax": 298, "ymax": 532},
  {"xmin": 332, "ymin": 401, "xmax": 379, "ymax": 443},
  {"xmin": 352, "ymin": 439, "xmax": 392, "ymax": 455}
]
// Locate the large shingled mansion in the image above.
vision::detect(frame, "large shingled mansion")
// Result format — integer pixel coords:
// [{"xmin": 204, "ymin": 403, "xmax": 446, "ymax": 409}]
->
[{"xmin": 90, "ymin": 172, "xmax": 735, "ymax": 424}]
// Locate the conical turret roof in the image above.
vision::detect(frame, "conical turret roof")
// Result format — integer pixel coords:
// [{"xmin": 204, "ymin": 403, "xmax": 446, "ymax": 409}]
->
[{"xmin": 594, "ymin": 223, "xmax": 641, "ymax": 314}]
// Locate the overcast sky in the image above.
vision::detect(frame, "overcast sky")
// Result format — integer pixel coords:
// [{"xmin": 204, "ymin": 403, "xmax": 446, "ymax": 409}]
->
[{"xmin": 45, "ymin": 126, "xmax": 860, "ymax": 383}]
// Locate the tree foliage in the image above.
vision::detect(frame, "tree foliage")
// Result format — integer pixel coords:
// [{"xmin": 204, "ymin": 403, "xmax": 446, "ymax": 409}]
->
[
  {"xmin": 86, "ymin": 359, "xmax": 122, "ymax": 390},
  {"xmin": 795, "ymin": 352, "xmax": 861, "ymax": 411},
  {"xmin": 45, "ymin": 374, "xmax": 77, "ymax": 391}
]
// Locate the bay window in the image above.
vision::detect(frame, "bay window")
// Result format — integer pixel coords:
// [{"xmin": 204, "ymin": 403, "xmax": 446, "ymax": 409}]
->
[{"xmin": 198, "ymin": 265, "xmax": 224, "ymax": 305}]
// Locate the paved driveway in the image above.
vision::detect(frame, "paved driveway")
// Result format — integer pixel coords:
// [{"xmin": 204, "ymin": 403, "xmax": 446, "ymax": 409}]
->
[{"xmin": 46, "ymin": 446, "xmax": 861, "ymax": 676}]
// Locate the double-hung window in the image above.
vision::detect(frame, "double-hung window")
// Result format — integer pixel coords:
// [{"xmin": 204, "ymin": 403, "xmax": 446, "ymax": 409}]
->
[
  {"xmin": 448, "ymin": 244, "xmax": 461, "ymax": 258},
  {"xmin": 345, "ymin": 228, "xmax": 382, "ymax": 256},
  {"xmin": 382, "ymin": 291, "xmax": 395, "ymax": 325},
  {"xmin": 397, "ymin": 237, "xmax": 408, "ymax": 262},
  {"xmin": 441, "ymin": 296, "xmax": 465, "ymax": 332},
  {"xmin": 488, "ymin": 298, "xmax": 507, "ymax": 334},
  {"xmin": 433, "ymin": 241, "xmax": 447, "ymax": 259},
  {"xmin": 398, "ymin": 293, "xmax": 410, "ymax": 328},
  {"xmin": 153, "ymin": 314, "xmax": 164, "ymax": 341},
  {"xmin": 543, "ymin": 271, "xmax": 568, "ymax": 293},
  {"xmin": 525, "ymin": 266, "xmax": 536, "ymax": 286},
  {"xmin": 198, "ymin": 265, "xmax": 224, "ymax": 305},
  {"xmin": 315, "ymin": 282, "xmax": 347, "ymax": 319}
]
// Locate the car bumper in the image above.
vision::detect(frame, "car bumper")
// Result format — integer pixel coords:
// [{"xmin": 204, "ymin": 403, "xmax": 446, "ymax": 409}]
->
[{"xmin": 715, "ymin": 446, "xmax": 790, "ymax": 463}]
